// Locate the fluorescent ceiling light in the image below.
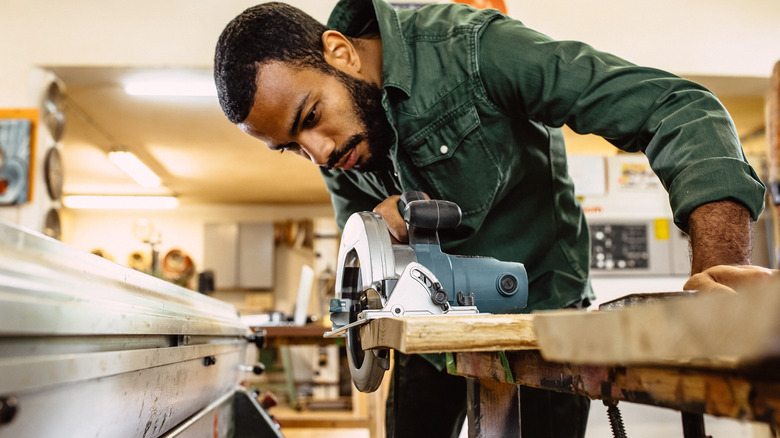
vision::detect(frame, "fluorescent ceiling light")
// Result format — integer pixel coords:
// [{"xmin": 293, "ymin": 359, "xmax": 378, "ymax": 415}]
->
[
  {"xmin": 124, "ymin": 78, "xmax": 217, "ymax": 97},
  {"xmin": 108, "ymin": 151, "xmax": 161, "ymax": 188},
  {"xmin": 63, "ymin": 195, "xmax": 179, "ymax": 210}
]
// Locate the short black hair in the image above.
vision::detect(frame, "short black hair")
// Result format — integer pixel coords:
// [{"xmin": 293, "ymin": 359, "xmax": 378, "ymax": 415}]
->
[{"xmin": 214, "ymin": 2, "xmax": 330, "ymax": 124}]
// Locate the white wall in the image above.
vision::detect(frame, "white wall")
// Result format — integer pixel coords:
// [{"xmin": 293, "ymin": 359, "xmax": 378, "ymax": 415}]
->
[{"xmin": 507, "ymin": 0, "xmax": 780, "ymax": 78}]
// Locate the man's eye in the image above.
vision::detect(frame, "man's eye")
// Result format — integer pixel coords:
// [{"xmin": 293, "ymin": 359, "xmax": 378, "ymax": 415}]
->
[{"xmin": 303, "ymin": 106, "xmax": 317, "ymax": 127}]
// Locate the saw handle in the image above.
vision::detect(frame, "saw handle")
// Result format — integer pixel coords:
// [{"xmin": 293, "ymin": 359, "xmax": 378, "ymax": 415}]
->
[
  {"xmin": 397, "ymin": 191, "xmax": 462, "ymax": 246},
  {"xmin": 397, "ymin": 191, "xmax": 461, "ymax": 230},
  {"xmin": 398, "ymin": 191, "xmax": 428, "ymax": 206}
]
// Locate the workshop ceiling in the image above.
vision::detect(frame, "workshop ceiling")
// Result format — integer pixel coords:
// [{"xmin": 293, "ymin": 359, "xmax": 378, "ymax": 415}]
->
[{"xmin": 52, "ymin": 66, "xmax": 332, "ymax": 206}]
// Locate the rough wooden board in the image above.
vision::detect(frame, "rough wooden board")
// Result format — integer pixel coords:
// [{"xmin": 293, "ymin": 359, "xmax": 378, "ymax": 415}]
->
[
  {"xmin": 455, "ymin": 350, "xmax": 780, "ymax": 425},
  {"xmin": 534, "ymin": 284, "xmax": 780, "ymax": 367},
  {"xmin": 359, "ymin": 314, "xmax": 537, "ymax": 354}
]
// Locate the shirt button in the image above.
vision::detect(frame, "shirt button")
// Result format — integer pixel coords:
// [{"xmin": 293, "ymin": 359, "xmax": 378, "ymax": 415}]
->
[{"xmin": 440, "ymin": 145, "xmax": 449, "ymax": 154}]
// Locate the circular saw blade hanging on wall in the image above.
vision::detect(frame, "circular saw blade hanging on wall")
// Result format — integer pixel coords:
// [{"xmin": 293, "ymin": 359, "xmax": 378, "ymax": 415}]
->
[
  {"xmin": 43, "ymin": 208, "xmax": 62, "ymax": 241},
  {"xmin": 42, "ymin": 81, "xmax": 66, "ymax": 142},
  {"xmin": 44, "ymin": 146, "xmax": 64, "ymax": 201}
]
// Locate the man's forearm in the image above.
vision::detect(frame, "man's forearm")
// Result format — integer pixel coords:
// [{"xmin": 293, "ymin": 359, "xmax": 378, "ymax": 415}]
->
[{"xmin": 687, "ymin": 199, "xmax": 753, "ymax": 274}]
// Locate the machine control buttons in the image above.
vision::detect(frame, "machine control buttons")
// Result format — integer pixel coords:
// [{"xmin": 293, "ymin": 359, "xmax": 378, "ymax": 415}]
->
[{"xmin": 590, "ymin": 224, "xmax": 649, "ymax": 270}]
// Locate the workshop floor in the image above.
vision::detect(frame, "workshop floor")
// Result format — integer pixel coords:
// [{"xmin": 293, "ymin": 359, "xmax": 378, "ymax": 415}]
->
[
  {"xmin": 585, "ymin": 402, "xmax": 772, "ymax": 438},
  {"xmin": 279, "ymin": 404, "xmax": 773, "ymax": 438},
  {"xmin": 281, "ymin": 428, "xmax": 369, "ymax": 438}
]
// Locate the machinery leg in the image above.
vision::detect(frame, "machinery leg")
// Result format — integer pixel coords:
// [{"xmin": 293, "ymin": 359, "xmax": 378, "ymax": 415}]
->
[
  {"xmin": 604, "ymin": 400, "xmax": 628, "ymax": 438},
  {"xmin": 279, "ymin": 345, "xmax": 298, "ymax": 408},
  {"xmin": 681, "ymin": 412, "xmax": 712, "ymax": 438},
  {"xmin": 466, "ymin": 377, "xmax": 521, "ymax": 437}
]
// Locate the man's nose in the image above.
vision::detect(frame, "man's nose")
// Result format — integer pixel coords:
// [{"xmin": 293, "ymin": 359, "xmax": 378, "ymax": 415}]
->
[{"xmin": 299, "ymin": 135, "xmax": 333, "ymax": 166}]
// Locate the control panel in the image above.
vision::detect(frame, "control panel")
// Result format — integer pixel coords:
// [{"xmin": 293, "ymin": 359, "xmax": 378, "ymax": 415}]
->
[{"xmin": 588, "ymin": 219, "xmax": 689, "ymax": 276}]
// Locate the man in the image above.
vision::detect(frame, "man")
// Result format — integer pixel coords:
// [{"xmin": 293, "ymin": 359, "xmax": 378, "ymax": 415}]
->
[{"xmin": 214, "ymin": 1, "xmax": 766, "ymax": 436}]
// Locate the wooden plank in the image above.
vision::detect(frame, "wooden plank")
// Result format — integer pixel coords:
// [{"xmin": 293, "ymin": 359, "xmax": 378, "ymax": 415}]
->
[
  {"xmin": 533, "ymin": 285, "xmax": 780, "ymax": 368},
  {"xmin": 359, "ymin": 314, "xmax": 537, "ymax": 354},
  {"xmin": 769, "ymin": 59, "xmax": 780, "ymax": 259},
  {"xmin": 767, "ymin": 60, "xmax": 780, "ymax": 204},
  {"xmin": 455, "ymin": 350, "xmax": 780, "ymax": 425}
]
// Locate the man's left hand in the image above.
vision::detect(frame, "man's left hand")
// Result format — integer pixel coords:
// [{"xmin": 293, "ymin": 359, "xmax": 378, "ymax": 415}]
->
[{"xmin": 683, "ymin": 264, "xmax": 778, "ymax": 294}]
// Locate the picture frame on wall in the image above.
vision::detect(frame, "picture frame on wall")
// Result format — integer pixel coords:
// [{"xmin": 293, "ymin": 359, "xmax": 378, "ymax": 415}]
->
[{"xmin": 0, "ymin": 109, "xmax": 38, "ymax": 206}]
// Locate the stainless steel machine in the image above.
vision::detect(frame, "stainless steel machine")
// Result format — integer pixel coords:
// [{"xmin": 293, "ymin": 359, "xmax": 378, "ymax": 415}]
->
[{"xmin": 0, "ymin": 220, "xmax": 280, "ymax": 437}]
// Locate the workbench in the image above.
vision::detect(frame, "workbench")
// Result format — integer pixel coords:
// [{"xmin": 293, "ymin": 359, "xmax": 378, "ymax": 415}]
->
[{"xmin": 359, "ymin": 285, "xmax": 780, "ymax": 437}]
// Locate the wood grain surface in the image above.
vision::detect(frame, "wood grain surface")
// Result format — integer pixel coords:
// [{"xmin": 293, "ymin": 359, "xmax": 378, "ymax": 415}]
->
[
  {"xmin": 533, "ymin": 285, "xmax": 780, "ymax": 368},
  {"xmin": 359, "ymin": 314, "xmax": 537, "ymax": 354}
]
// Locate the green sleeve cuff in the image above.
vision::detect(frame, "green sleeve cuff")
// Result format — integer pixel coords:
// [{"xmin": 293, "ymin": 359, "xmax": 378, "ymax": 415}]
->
[{"xmin": 668, "ymin": 157, "xmax": 766, "ymax": 231}]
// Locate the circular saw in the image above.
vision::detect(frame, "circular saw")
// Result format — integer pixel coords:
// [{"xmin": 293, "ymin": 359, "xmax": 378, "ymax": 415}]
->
[{"xmin": 325, "ymin": 192, "xmax": 529, "ymax": 393}]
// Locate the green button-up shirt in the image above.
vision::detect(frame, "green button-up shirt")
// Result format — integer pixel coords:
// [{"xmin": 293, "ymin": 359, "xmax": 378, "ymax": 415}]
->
[{"xmin": 321, "ymin": 0, "xmax": 765, "ymax": 313}]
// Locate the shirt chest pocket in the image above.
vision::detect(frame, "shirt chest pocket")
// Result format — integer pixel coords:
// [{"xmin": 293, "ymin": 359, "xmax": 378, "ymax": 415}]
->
[{"xmin": 400, "ymin": 105, "xmax": 501, "ymax": 217}]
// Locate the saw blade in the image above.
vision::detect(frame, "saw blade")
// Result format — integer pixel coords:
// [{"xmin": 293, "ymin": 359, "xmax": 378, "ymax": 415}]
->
[{"xmin": 346, "ymin": 288, "xmax": 389, "ymax": 393}]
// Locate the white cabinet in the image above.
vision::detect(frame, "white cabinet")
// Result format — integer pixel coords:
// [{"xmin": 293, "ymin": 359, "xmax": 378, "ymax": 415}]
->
[{"xmin": 203, "ymin": 222, "xmax": 274, "ymax": 290}]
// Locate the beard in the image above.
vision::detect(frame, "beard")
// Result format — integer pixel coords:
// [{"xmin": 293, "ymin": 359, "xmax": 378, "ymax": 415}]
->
[{"xmin": 325, "ymin": 68, "xmax": 395, "ymax": 173}]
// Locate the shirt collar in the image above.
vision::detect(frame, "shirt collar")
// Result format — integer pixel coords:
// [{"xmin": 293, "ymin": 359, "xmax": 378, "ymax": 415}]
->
[{"xmin": 328, "ymin": 0, "xmax": 412, "ymax": 97}]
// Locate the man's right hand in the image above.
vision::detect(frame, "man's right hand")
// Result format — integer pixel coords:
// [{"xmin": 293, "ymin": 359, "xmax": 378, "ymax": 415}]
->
[
  {"xmin": 372, "ymin": 193, "xmax": 431, "ymax": 244},
  {"xmin": 373, "ymin": 195, "xmax": 407, "ymax": 244}
]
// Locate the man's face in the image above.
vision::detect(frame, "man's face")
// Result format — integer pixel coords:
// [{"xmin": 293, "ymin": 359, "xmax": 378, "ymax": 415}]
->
[{"xmin": 239, "ymin": 60, "xmax": 394, "ymax": 173}]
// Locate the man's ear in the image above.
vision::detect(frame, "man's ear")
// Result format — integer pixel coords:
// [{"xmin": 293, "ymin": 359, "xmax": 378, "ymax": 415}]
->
[{"xmin": 322, "ymin": 30, "xmax": 361, "ymax": 74}]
